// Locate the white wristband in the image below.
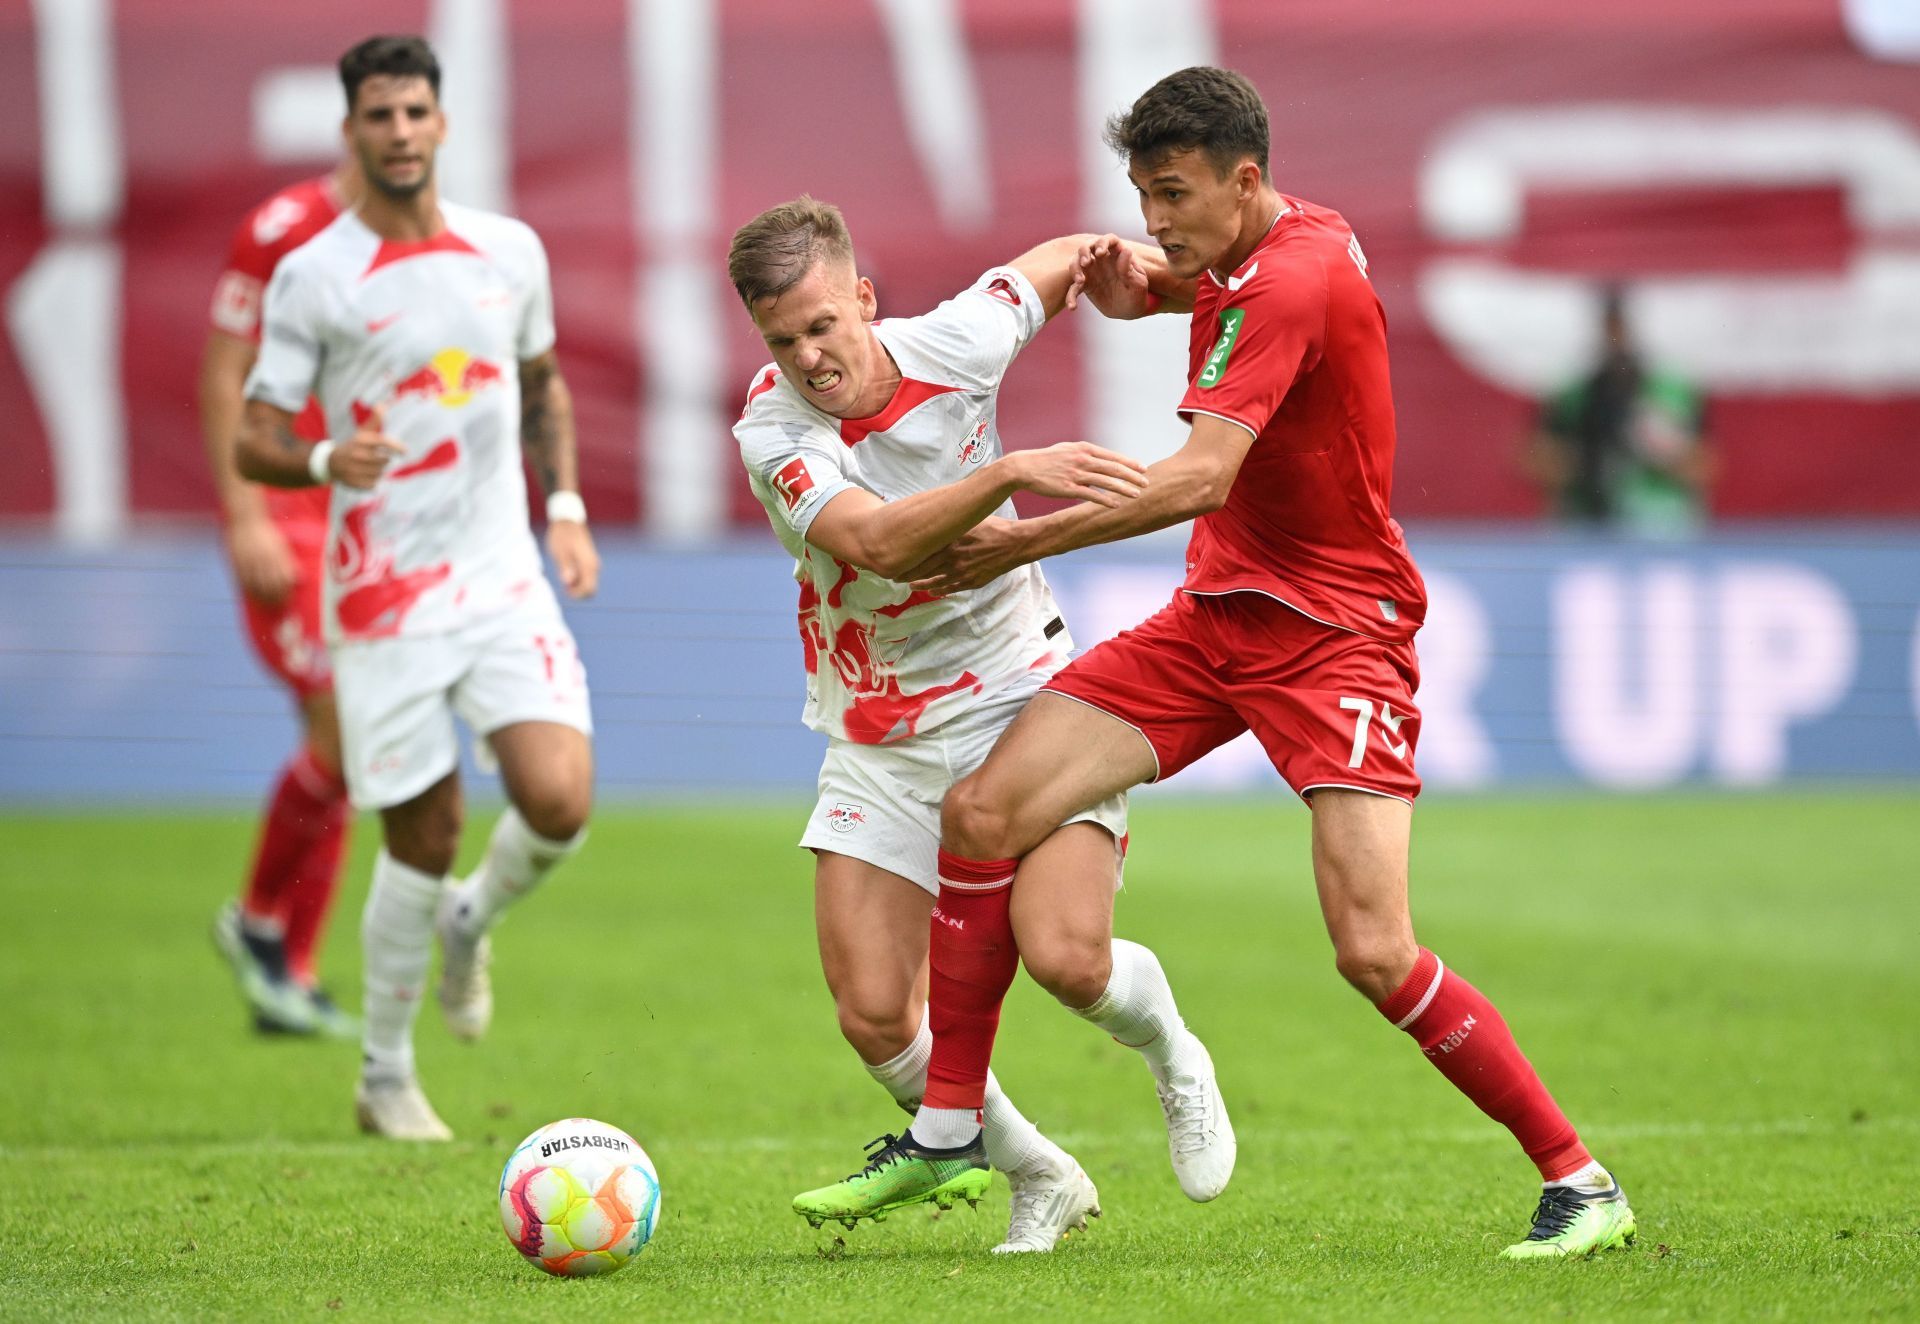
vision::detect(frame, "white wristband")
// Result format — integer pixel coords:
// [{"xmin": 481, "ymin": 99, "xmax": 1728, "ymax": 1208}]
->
[
  {"xmin": 307, "ymin": 440, "xmax": 335, "ymax": 485},
  {"xmin": 546, "ymin": 490, "xmax": 587, "ymax": 524}
]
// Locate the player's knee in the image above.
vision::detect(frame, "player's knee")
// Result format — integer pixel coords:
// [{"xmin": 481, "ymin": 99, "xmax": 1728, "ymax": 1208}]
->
[
  {"xmin": 834, "ymin": 993, "xmax": 917, "ymax": 1063},
  {"xmin": 941, "ymin": 775, "xmax": 1015, "ymax": 860},
  {"xmin": 387, "ymin": 815, "xmax": 460, "ymax": 877},
  {"xmin": 516, "ymin": 782, "xmax": 592, "ymax": 843},
  {"xmin": 1023, "ymin": 932, "xmax": 1112, "ymax": 1010},
  {"xmin": 1332, "ymin": 933, "xmax": 1418, "ymax": 1005}
]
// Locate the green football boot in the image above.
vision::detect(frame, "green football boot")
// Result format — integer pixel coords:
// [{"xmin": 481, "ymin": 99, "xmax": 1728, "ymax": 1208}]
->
[
  {"xmin": 1500, "ymin": 1177, "xmax": 1636, "ymax": 1259},
  {"xmin": 793, "ymin": 1131, "xmax": 992, "ymax": 1230}
]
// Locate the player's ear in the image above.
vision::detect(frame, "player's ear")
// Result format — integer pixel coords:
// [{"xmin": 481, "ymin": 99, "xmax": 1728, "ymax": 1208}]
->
[
  {"xmin": 857, "ymin": 276, "xmax": 878, "ymax": 322},
  {"xmin": 1237, "ymin": 159, "xmax": 1262, "ymax": 202}
]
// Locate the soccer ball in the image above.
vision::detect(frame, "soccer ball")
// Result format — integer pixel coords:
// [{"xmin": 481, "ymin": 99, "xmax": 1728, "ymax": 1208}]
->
[{"xmin": 498, "ymin": 1117, "xmax": 661, "ymax": 1276}]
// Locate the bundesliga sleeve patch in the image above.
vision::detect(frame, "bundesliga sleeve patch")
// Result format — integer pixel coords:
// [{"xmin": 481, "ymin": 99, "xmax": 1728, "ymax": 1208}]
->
[
  {"xmin": 772, "ymin": 456, "xmax": 816, "ymax": 511},
  {"xmin": 1197, "ymin": 308, "xmax": 1245, "ymax": 389}
]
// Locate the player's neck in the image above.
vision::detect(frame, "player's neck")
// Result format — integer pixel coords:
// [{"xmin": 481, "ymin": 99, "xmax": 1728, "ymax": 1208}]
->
[
  {"xmin": 356, "ymin": 186, "xmax": 445, "ymax": 243},
  {"xmin": 841, "ymin": 334, "xmax": 902, "ymax": 420},
  {"xmin": 1211, "ymin": 189, "xmax": 1287, "ymax": 279}
]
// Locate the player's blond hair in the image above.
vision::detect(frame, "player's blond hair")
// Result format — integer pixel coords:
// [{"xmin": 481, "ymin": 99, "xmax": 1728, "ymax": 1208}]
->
[{"xmin": 727, "ymin": 196, "xmax": 855, "ymax": 307}]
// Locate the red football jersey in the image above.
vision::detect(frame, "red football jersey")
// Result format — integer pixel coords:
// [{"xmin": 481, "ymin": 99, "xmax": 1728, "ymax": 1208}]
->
[
  {"xmin": 210, "ymin": 175, "xmax": 342, "ymax": 524},
  {"xmin": 1177, "ymin": 196, "xmax": 1426, "ymax": 644}
]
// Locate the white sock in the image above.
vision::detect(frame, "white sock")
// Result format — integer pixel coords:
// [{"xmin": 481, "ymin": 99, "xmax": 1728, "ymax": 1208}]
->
[
  {"xmin": 867, "ymin": 1013, "xmax": 1041, "ymax": 1172},
  {"xmin": 360, "ymin": 850, "xmax": 444, "ymax": 1082},
  {"xmin": 863, "ymin": 1013, "xmax": 931, "ymax": 1115},
  {"xmin": 449, "ymin": 808, "xmax": 584, "ymax": 937},
  {"xmin": 910, "ymin": 1104, "xmax": 982, "ymax": 1150},
  {"xmin": 1546, "ymin": 1159, "xmax": 1613, "ymax": 1193},
  {"xmin": 1072, "ymin": 938, "xmax": 1187, "ymax": 1083}
]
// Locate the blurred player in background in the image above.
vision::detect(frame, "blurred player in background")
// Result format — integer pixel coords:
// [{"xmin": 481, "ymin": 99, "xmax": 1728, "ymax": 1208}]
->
[
  {"xmin": 203, "ymin": 157, "xmax": 362, "ymax": 1038},
  {"xmin": 236, "ymin": 36, "xmax": 599, "ymax": 1140},
  {"xmin": 728, "ymin": 197, "xmax": 1234, "ymax": 1251},
  {"xmin": 1525, "ymin": 286, "xmax": 1713, "ymax": 537},
  {"xmin": 815, "ymin": 66, "xmax": 1636, "ymax": 1262}
]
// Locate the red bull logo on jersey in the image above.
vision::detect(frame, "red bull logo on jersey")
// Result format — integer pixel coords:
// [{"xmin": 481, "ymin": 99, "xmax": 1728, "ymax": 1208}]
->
[
  {"xmin": 825, "ymin": 802, "xmax": 866, "ymax": 833},
  {"xmin": 958, "ymin": 419, "xmax": 989, "ymax": 466},
  {"xmin": 391, "ymin": 348, "xmax": 507, "ymax": 408}
]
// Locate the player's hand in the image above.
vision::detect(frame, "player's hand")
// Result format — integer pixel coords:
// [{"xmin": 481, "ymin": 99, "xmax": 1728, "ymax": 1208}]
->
[
  {"xmin": 1066, "ymin": 235, "xmax": 1153, "ymax": 318},
  {"xmin": 224, "ymin": 512, "xmax": 296, "ymax": 606},
  {"xmin": 546, "ymin": 518, "xmax": 600, "ymax": 599},
  {"xmin": 1006, "ymin": 441, "xmax": 1147, "ymax": 508},
  {"xmin": 905, "ymin": 517, "xmax": 1029, "ymax": 595},
  {"xmin": 330, "ymin": 405, "xmax": 406, "ymax": 489}
]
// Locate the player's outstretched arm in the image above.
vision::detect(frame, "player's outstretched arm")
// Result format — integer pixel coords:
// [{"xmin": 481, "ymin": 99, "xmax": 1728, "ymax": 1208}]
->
[
  {"xmin": 201, "ymin": 329, "xmax": 294, "ymax": 603},
  {"xmin": 236, "ymin": 398, "xmax": 403, "ymax": 490},
  {"xmin": 804, "ymin": 441, "xmax": 1147, "ymax": 582},
  {"xmin": 520, "ymin": 350, "xmax": 599, "ymax": 599},
  {"xmin": 1004, "ymin": 234, "xmax": 1194, "ymax": 322},
  {"xmin": 906, "ymin": 414, "xmax": 1251, "ymax": 594},
  {"xmin": 1064, "ymin": 235, "xmax": 1197, "ymax": 320}
]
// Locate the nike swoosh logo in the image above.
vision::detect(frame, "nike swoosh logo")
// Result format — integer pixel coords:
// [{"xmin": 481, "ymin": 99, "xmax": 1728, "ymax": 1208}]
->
[{"xmin": 366, "ymin": 312, "xmax": 404, "ymax": 334}]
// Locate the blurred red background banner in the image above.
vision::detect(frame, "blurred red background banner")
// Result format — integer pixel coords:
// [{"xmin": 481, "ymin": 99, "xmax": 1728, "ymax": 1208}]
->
[{"xmin": 4, "ymin": 0, "xmax": 1918, "ymax": 539}]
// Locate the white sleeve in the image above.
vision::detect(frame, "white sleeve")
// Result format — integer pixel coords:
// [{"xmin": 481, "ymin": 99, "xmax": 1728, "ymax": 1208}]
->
[
  {"xmin": 244, "ymin": 258, "xmax": 322, "ymax": 413},
  {"xmin": 517, "ymin": 225, "xmax": 557, "ymax": 360},
  {"xmin": 734, "ymin": 406, "xmax": 859, "ymax": 540},
  {"xmin": 894, "ymin": 266, "xmax": 1047, "ymax": 391}
]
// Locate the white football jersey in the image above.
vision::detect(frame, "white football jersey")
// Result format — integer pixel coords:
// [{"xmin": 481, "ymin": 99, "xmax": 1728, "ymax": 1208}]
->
[
  {"xmin": 736, "ymin": 266, "xmax": 1074, "ymax": 745},
  {"xmin": 246, "ymin": 202, "xmax": 556, "ymax": 643}
]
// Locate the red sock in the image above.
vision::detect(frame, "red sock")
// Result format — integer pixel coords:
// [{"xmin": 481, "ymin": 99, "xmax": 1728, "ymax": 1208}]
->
[
  {"xmin": 921, "ymin": 849, "xmax": 1022, "ymax": 1112},
  {"xmin": 1380, "ymin": 949, "xmax": 1592, "ymax": 1181},
  {"xmin": 242, "ymin": 748, "xmax": 350, "ymax": 979},
  {"xmin": 281, "ymin": 769, "xmax": 350, "ymax": 986}
]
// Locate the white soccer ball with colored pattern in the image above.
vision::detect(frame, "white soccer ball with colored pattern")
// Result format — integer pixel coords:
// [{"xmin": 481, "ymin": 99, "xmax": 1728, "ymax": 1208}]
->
[{"xmin": 498, "ymin": 1118, "xmax": 661, "ymax": 1276}]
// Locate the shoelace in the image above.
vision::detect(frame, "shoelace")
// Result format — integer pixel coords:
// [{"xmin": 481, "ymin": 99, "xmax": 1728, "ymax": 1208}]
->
[
  {"xmin": 849, "ymin": 1133, "xmax": 910, "ymax": 1180},
  {"xmin": 1158, "ymin": 1077, "xmax": 1215, "ymax": 1154},
  {"xmin": 1004, "ymin": 1183, "xmax": 1051, "ymax": 1240},
  {"xmin": 1525, "ymin": 1186, "xmax": 1589, "ymax": 1240}
]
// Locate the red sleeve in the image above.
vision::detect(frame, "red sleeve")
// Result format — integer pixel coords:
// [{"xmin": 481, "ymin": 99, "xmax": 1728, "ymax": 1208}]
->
[
  {"xmin": 208, "ymin": 184, "xmax": 328, "ymax": 342},
  {"xmin": 1178, "ymin": 254, "xmax": 1326, "ymax": 438}
]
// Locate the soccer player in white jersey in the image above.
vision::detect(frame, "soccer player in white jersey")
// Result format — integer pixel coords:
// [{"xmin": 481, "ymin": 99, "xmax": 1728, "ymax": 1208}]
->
[
  {"xmin": 235, "ymin": 36, "xmax": 599, "ymax": 1141},
  {"xmin": 728, "ymin": 198, "xmax": 1235, "ymax": 1252}
]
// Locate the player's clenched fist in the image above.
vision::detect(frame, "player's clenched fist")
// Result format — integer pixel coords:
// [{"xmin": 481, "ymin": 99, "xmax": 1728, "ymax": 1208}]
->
[
  {"xmin": 326, "ymin": 404, "xmax": 406, "ymax": 489},
  {"xmin": 1007, "ymin": 440, "xmax": 1148, "ymax": 508}
]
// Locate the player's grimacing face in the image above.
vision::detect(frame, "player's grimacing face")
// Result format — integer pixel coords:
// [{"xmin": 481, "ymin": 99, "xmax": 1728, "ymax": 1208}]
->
[
  {"xmin": 748, "ymin": 259, "xmax": 881, "ymax": 417},
  {"xmin": 1130, "ymin": 149, "xmax": 1256, "ymax": 280},
  {"xmin": 344, "ymin": 75, "xmax": 445, "ymax": 201}
]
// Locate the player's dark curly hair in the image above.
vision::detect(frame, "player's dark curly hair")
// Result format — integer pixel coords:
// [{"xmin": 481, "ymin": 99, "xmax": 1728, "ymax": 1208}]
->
[
  {"xmin": 1104, "ymin": 66, "xmax": 1271, "ymax": 181},
  {"xmin": 339, "ymin": 35, "xmax": 441, "ymax": 111},
  {"xmin": 727, "ymin": 196, "xmax": 857, "ymax": 307}
]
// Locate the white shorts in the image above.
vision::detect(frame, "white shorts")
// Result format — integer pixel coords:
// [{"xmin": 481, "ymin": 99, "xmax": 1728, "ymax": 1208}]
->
[
  {"xmin": 331, "ymin": 589, "xmax": 592, "ymax": 810},
  {"xmin": 800, "ymin": 669, "xmax": 1128, "ymax": 896}
]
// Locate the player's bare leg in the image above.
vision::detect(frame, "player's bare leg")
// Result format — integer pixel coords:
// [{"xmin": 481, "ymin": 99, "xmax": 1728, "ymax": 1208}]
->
[
  {"xmin": 436, "ymin": 721, "xmax": 592, "ymax": 1041},
  {"xmin": 1013, "ymin": 819, "xmax": 1235, "ymax": 1201},
  {"xmin": 801, "ymin": 852, "xmax": 1096, "ymax": 1250},
  {"xmin": 357, "ymin": 771, "xmax": 463, "ymax": 1141},
  {"xmin": 1310, "ymin": 789, "xmax": 1633, "ymax": 1257},
  {"xmin": 217, "ymin": 690, "xmax": 354, "ymax": 1036}
]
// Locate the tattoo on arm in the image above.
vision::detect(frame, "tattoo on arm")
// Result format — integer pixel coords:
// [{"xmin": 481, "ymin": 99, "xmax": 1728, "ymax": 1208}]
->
[
  {"xmin": 272, "ymin": 415, "xmax": 305, "ymax": 455},
  {"xmin": 519, "ymin": 352, "xmax": 577, "ymax": 497}
]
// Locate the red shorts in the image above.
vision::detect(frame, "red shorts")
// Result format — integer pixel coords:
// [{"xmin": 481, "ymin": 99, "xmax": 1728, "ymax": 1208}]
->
[
  {"xmin": 238, "ymin": 511, "xmax": 331, "ymax": 702},
  {"xmin": 1045, "ymin": 591, "xmax": 1422, "ymax": 803}
]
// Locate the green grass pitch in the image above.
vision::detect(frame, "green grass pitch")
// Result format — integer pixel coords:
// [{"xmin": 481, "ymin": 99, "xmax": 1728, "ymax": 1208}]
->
[{"xmin": 2, "ymin": 793, "xmax": 1916, "ymax": 1321}]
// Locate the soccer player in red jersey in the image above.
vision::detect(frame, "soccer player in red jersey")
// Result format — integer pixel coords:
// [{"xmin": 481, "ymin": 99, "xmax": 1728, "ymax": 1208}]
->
[
  {"xmin": 822, "ymin": 67, "xmax": 1636, "ymax": 1260},
  {"xmin": 203, "ymin": 160, "xmax": 362, "ymax": 1037}
]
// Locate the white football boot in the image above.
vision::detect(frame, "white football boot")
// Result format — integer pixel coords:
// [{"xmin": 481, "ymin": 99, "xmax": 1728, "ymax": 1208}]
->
[
  {"xmin": 355, "ymin": 1075, "xmax": 453, "ymax": 1142},
  {"xmin": 434, "ymin": 881, "xmax": 493, "ymax": 1041},
  {"xmin": 993, "ymin": 1142, "xmax": 1102, "ymax": 1254},
  {"xmin": 1157, "ymin": 1030, "xmax": 1237, "ymax": 1201}
]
